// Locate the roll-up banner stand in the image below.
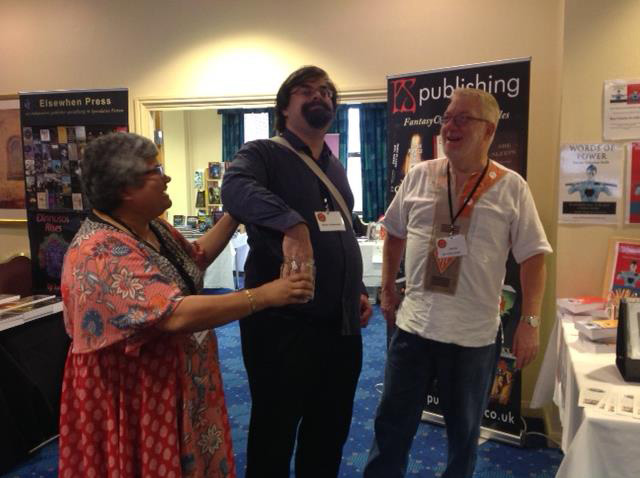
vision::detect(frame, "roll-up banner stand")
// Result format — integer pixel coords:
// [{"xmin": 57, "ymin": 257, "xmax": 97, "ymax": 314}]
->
[
  {"xmin": 19, "ymin": 89, "xmax": 128, "ymax": 295},
  {"xmin": 386, "ymin": 58, "xmax": 531, "ymax": 446}
]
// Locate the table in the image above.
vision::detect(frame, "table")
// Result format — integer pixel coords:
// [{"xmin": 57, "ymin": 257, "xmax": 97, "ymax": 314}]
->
[
  {"xmin": 0, "ymin": 311, "xmax": 70, "ymax": 473},
  {"xmin": 192, "ymin": 232, "xmax": 248, "ymax": 290},
  {"xmin": 358, "ymin": 239, "xmax": 383, "ymax": 288},
  {"xmin": 230, "ymin": 232, "xmax": 249, "ymax": 288},
  {"xmin": 531, "ymin": 310, "xmax": 640, "ymax": 478},
  {"xmin": 203, "ymin": 237, "xmax": 381, "ymax": 291}
]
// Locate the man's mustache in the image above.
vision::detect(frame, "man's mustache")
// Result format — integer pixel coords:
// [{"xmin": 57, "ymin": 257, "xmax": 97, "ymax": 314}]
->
[{"xmin": 304, "ymin": 101, "xmax": 331, "ymax": 111}]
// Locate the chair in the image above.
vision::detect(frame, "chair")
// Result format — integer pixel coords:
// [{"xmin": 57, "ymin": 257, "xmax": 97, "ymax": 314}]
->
[{"xmin": 0, "ymin": 255, "xmax": 33, "ymax": 298}]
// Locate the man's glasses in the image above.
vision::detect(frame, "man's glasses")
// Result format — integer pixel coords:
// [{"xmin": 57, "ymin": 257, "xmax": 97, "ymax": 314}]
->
[
  {"xmin": 143, "ymin": 164, "xmax": 165, "ymax": 176},
  {"xmin": 441, "ymin": 114, "xmax": 492, "ymax": 127},
  {"xmin": 292, "ymin": 85, "xmax": 334, "ymax": 100}
]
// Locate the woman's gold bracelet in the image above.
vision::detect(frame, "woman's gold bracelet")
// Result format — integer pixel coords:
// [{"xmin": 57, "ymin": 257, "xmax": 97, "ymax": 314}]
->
[{"xmin": 245, "ymin": 288, "xmax": 257, "ymax": 314}]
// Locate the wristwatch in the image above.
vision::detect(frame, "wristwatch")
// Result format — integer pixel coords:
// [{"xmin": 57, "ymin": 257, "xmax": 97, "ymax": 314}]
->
[{"xmin": 520, "ymin": 314, "xmax": 540, "ymax": 328}]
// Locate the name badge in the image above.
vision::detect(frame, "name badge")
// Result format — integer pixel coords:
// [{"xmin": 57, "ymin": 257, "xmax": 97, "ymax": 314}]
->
[
  {"xmin": 315, "ymin": 211, "xmax": 346, "ymax": 232},
  {"xmin": 436, "ymin": 234, "xmax": 468, "ymax": 258}
]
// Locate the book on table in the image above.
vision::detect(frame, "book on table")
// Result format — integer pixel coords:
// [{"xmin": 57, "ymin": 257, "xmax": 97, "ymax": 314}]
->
[
  {"xmin": 0, "ymin": 296, "xmax": 62, "ymax": 331},
  {"xmin": 0, "ymin": 294, "xmax": 56, "ymax": 313},
  {"xmin": 9, "ymin": 297, "xmax": 63, "ymax": 322},
  {"xmin": 557, "ymin": 296, "xmax": 608, "ymax": 314},
  {"xmin": 0, "ymin": 309, "xmax": 25, "ymax": 331},
  {"xmin": 0, "ymin": 294, "xmax": 20, "ymax": 305},
  {"xmin": 575, "ymin": 318, "xmax": 618, "ymax": 341}
]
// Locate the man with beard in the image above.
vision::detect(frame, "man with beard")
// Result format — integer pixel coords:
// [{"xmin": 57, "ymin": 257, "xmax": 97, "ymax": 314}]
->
[{"xmin": 221, "ymin": 65, "xmax": 372, "ymax": 478}]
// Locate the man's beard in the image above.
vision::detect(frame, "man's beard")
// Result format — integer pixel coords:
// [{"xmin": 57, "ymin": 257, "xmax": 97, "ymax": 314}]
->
[{"xmin": 301, "ymin": 101, "xmax": 334, "ymax": 130}]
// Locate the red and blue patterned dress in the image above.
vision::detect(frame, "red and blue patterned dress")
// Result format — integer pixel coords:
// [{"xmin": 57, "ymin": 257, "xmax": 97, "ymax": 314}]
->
[{"xmin": 58, "ymin": 216, "xmax": 236, "ymax": 478}]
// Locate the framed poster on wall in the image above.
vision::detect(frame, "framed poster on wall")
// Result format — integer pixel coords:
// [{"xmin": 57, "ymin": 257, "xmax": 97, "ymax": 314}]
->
[
  {"xmin": 0, "ymin": 95, "xmax": 26, "ymax": 222},
  {"xmin": 604, "ymin": 237, "xmax": 640, "ymax": 302}
]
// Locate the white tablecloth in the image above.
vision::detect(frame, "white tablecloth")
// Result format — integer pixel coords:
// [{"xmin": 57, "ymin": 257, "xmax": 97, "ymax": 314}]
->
[
  {"xmin": 531, "ymin": 309, "xmax": 640, "ymax": 478},
  {"xmin": 203, "ymin": 242, "xmax": 235, "ymax": 289},
  {"xmin": 201, "ymin": 236, "xmax": 380, "ymax": 290},
  {"xmin": 188, "ymin": 232, "xmax": 248, "ymax": 290},
  {"xmin": 230, "ymin": 232, "xmax": 248, "ymax": 273},
  {"xmin": 358, "ymin": 239, "xmax": 383, "ymax": 288}
]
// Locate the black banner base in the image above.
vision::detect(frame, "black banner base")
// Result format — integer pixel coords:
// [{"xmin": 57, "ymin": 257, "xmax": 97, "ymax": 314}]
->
[{"xmin": 421, "ymin": 410, "xmax": 523, "ymax": 447}]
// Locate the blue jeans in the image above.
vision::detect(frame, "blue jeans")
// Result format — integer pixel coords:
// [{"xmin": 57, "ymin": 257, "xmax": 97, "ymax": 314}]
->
[{"xmin": 364, "ymin": 327, "xmax": 501, "ymax": 478}]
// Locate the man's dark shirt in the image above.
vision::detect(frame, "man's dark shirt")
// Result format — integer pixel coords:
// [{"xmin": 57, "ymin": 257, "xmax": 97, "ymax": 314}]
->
[{"xmin": 221, "ymin": 129, "xmax": 364, "ymax": 335}]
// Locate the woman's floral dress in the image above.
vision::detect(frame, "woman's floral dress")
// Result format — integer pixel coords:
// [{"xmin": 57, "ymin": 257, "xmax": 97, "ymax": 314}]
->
[{"xmin": 58, "ymin": 217, "xmax": 236, "ymax": 478}]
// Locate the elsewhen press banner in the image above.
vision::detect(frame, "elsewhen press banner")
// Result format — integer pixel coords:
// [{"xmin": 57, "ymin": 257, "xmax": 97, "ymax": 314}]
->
[
  {"xmin": 20, "ymin": 89, "xmax": 128, "ymax": 295},
  {"xmin": 386, "ymin": 59, "xmax": 531, "ymax": 441}
]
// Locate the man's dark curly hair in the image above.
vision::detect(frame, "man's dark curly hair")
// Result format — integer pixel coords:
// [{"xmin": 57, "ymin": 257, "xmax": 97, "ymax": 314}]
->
[{"xmin": 274, "ymin": 65, "xmax": 338, "ymax": 134}]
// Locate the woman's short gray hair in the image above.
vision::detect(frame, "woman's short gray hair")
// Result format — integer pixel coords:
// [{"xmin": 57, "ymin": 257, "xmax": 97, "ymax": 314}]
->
[{"xmin": 81, "ymin": 132, "xmax": 158, "ymax": 212}]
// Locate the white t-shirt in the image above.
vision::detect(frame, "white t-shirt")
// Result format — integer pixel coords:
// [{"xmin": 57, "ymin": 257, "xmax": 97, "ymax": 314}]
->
[{"xmin": 382, "ymin": 158, "xmax": 552, "ymax": 347}]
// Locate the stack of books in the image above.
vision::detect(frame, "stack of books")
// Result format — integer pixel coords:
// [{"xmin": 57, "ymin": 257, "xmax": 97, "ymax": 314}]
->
[
  {"xmin": 557, "ymin": 296, "xmax": 609, "ymax": 317},
  {"xmin": 0, "ymin": 295, "xmax": 63, "ymax": 332},
  {"xmin": 557, "ymin": 296, "xmax": 616, "ymax": 352},
  {"xmin": 574, "ymin": 318, "xmax": 618, "ymax": 342}
]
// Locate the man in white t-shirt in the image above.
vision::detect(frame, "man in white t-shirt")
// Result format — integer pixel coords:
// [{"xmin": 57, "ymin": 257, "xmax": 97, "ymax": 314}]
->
[{"xmin": 363, "ymin": 88, "xmax": 552, "ymax": 478}]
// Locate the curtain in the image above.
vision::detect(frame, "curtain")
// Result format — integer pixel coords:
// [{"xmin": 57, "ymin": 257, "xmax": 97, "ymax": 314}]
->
[
  {"xmin": 220, "ymin": 110, "xmax": 245, "ymax": 164},
  {"xmin": 359, "ymin": 103, "xmax": 388, "ymax": 222},
  {"xmin": 267, "ymin": 109, "xmax": 275, "ymax": 137},
  {"xmin": 327, "ymin": 104, "xmax": 349, "ymax": 168}
]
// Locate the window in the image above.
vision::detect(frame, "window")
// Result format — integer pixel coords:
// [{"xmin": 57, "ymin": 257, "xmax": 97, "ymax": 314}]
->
[{"xmin": 243, "ymin": 112, "xmax": 269, "ymax": 142}]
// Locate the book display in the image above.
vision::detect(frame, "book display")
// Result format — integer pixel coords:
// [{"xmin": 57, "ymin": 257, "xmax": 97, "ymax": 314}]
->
[
  {"xmin": 557, "ymin": 296, "xmax": 615, "ymax": 352},
  {"xmin": 206, "ymin": 161, "xmax": 223, "ymax": 211}
]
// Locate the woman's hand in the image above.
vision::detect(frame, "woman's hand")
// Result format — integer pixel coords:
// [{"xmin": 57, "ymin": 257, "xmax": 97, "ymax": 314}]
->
[{"xmin": 255, "ymin": 272, "xmax": 314, "ymax": 308}]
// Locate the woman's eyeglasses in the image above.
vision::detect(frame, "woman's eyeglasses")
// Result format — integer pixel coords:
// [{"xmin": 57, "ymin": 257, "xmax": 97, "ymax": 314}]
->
[{"xmin": 143, "ymin": 164, "xmax": 165, "ymax": 176}]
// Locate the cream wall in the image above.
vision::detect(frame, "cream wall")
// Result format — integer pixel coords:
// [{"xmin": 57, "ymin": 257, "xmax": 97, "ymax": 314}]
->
[
  {"xmin": 162, "ymin": 111, "xmax": 189, "ymax": 219},
  {"xmin": 556, "ymin": 0, "xmax": 640, "ymax": 297},
  {"xmin": 0, "ymin": 0, "xmax": 565, "ymax": 399},
  {"xmin": 161, "ymin": 109, "xmax": 222, "ymax": 221}
]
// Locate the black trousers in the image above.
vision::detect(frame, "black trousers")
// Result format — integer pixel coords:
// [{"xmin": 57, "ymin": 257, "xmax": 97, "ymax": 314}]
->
[{"xmin": 240, "ymin": 313, "xmax": 363, "ymax": 478}]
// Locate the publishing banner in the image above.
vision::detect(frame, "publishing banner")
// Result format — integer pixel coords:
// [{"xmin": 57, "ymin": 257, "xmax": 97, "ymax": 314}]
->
[
  {"xmin": 386, "ymin": 58, "xmax": 531, "ymax": 442},
  {"xmin": 558, "ymin": 143, "xmax": 623, "ymax": 224},
  {"xmin": 20, "ymin": 88, "xmax": 128, "ymax": 294}
]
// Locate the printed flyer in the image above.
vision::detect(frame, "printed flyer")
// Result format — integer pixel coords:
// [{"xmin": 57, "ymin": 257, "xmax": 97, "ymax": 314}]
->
[
  {"xmin": 603, "ymin": 79, "xmax": 640, "ymax": 140},
  {"xmin": 558, "ymin": 143, "xmax": 623, "ymax": 224}
]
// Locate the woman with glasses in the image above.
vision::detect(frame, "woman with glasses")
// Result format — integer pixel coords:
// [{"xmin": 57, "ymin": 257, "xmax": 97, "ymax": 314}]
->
[{"xmin": 58, "ymin": 132, "xmax": 313, "ymax": 478}]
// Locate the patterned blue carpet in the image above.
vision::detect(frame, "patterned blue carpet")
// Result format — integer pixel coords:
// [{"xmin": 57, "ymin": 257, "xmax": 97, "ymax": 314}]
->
[{"xmin": 2, "ymin": 301, "xmax": 563, "ymax": 477}]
